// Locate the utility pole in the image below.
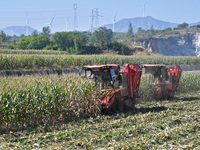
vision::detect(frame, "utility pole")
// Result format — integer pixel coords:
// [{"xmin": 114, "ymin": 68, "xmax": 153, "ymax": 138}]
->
[
  {"xmin": 73, "ymin": 4, "xmax": 78, "ymax": 31},
  {"xmin": 94, "ymin": 8, "xmax": 100, "ymax": 28},
  {"xmin": 91, "ymin": 9, "xmax": 95, "ymax": 33},
  {"xmin": 91, "ymin": 8, "xmax": 100, "ymax": 33}
]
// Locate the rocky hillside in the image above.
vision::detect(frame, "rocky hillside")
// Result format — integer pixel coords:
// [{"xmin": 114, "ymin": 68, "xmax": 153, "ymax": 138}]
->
[{"xmin": 140, "ymin": 34, "xmax": 200, "ymax": 56}]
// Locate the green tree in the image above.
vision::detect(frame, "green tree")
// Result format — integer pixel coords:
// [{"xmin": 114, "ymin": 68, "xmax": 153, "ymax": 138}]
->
[
  {"xmin": 32, "ymin": 30, "xmax": 39, "ymax": 37},
  {"xmin": 12, "ymin": 39, "xmax": 17, "ymax": 45},
  {"xmin": 0, "ymin": 30, "xmax": 6, "ymax": 44},
  {"xmin": 108, "ymin": 41, "xmax": 130, "ymax": 55},
  {"xmin": 128, "ymin": 23, "xmax": 133, "ymax": 35},
  {"xmin": 137, "ymin": 27, "xmax": 145, "ymax": 33},
  {"xmin": 177, "ymin": 22, "xmax": 189, "ymax": 29},
  {"xmin": 42, "ymin": 26, "xmax": 51, "ymax": 36},
  {"xmin": 165, "ymin": 27, "xmax": 172, "ymax": 32},
  {"xmin": 17, "ymin": 37, "xmax": 31, "ymax": 49},
  {"xmin": 73, "ymin": 32, "xmax": 88, "ymax": 50},
  {"xmin": 149, "ymin": 25, "xmax": 155, "ymax": 36},
  {"xmin": 52, "ymin": 32, "xmax": 88, "ymax": 53},
  {"xmin": 150, "ymin": 25, "xmax": 154, "ymax": 32},
  {"xmin": 90, "ymin": 27, "xmax": 113, "ymax": 49},
  {"xmin": 7, "ymin": 44, "xmax": 15, "ymax": 49},
  {"xmin": 28, "ymin": 35, "xmax": 50, "ymax": 49},
  {"xmin": 20, "ymin": 34, "xmax": 25, "ymax": 38}
]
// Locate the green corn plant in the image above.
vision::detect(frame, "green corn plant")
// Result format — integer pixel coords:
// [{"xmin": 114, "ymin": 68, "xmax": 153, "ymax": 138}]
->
[
  {"xmin": 177, "ymin": 72, "xmax": 200, "ymax": 94},
  {"xmin": 0, "ymin": 74, "xmax": 102, "ymax": 132},
  {"xmin": 138, "ymin": 74, "xmax": 158, "ymax": 103},
  {"xmin": 1, "ymin": 54, "xmax": 200, "ymax": 70},
  {"xmin": 0, "ymin": 71, "xmax": 200, "ymax": 132}
]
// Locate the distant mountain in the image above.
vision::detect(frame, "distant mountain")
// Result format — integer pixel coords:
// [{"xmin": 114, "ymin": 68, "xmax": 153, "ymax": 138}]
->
[
  {"xmin": 0, "ymin": 26, "xmax": 40, "ymax": 36},
  {"xmin": 103, "ymin": 16, "xmax": 178, "ymax": 33},
  {"xmin": 189, "ymin": 22, "xmax": 200, "ymax": 27}
]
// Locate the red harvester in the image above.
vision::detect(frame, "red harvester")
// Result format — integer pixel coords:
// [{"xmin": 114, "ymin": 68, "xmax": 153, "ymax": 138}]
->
[
  {"xmin": 82, "ymin": 64, "xmax": 142, "ymax": 112},
  {"xmin": 82, "ymin": 64, "xmax": 182, "ymax": 112},
  {"xmin": 141, "ymin": 64, "xmax": 182, "ymax": 99}
]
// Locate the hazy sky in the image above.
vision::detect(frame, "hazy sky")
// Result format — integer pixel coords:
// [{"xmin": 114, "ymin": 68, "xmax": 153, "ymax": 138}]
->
[{"xmin": 0, "ymin": 0, "xmax": 200, "ymax": 32}]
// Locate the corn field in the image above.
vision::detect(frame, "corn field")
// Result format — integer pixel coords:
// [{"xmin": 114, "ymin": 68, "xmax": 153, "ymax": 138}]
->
[
  {"xmin": 0, "ymin": 72, "xmax": 200, "ymax": 132},
  {"xmin": 138, "ymin": 74, "xmax": 159, "ymax": 102},
  {"xmin": 1, "ymin": 54, "xmax": 200, "ymax": 70},
  {"xmin": 138, "ymin": 72, "xmax": 200, "ymax": 102},
  {"xmin": 0, "ymin": 74, "xmax": 101, "ymax": 132},
  {"xmin": 176, "ymin": 72, "xmax": 200, "ymax": 94}
]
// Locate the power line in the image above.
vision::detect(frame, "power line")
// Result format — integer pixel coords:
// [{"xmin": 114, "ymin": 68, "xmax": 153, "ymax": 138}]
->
[
  {"xmin": 90, "ymin": 9, "xmax": 95, "ymax": 32},
  {"xmin": 94, "ymin": 8, "xmax": 100, "ymax": 28},
  {"xmin": 0, "ymin": 6, "xmax": 119, "ymax": 32},
  {"xmin": 90, "ymin": 8, "xmax": 101, "ymax": 32}
]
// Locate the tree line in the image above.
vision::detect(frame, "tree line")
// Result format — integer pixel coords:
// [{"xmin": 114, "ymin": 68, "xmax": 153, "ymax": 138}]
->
[
  {"xmin": 126, "ymin": 22, "xmax": 200, "ymax": 42},
  {"xmin": 0, "ymin": 26, "xmax": 130, "ymax": 55},
  {"xmin": 1, "ymin": 22, "xmax": 200, "ymax": 55}
]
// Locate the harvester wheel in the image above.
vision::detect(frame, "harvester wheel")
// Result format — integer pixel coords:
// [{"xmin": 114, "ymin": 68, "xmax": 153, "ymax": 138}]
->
[
  {"xmin": 168, "ymin": 91, "xmax": 175, "ymax": 99},
  {"xmin": 131, "ymin": 98, "xmax": 136, "ymax": 108},
  {"xmin": 117, "ymin": 99, "xmax": 124, "ymax": 112},
  {"xmin": 101, "ymin": 104, "xmax": 112, "ymax": 114},
  {"xmin": 111, "ymin": 98, "xmax": 117, "ymax": 113}
]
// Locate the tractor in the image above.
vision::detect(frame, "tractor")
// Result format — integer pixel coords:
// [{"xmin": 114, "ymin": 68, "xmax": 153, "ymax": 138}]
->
[
  {"xmin": 141, "ymin": 64, "xmax": 182, "ymax": 99},
  {"xmin": 82, "ymin": 64, "xmax": 142, "ymax": 112}
]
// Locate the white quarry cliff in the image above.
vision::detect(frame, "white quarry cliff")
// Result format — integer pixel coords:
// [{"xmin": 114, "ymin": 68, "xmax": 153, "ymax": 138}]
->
[
  {"xmin": 142, "ymin": 34, "xmax": 200, "ymax": 56},
  {"xmin": 195, "ymin": 33, "xmax": 200, "ymax": 56}
]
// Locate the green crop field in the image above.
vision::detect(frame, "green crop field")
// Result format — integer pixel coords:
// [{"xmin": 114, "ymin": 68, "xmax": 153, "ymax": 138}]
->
[
  {"xmin": 1, "ymin": 54, "xmax": 200, "ymax": 71},
  {"xmin": 0, "ymin": 51, "xmax": 200, "ymax": 149},
  {"xmin": 0, "ymin": 71, "xmax": 200, "ymax": 149},
  {"xmin": 0, "ymin": 74, "xmax": 101, "ymax": 132},
  {"xmin": 0, "ymin": 94, "xmax": 199, "ymax": 149}
]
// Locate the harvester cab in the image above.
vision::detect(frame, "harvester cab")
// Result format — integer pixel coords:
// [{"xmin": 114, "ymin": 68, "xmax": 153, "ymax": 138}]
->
[
  {"xmin": 82, "ymin": 64, "xmax": 120, "ymax": 88},
  {"xmin": 82, "ymin": 64, "xmax": 142, "ymax": 112},
  {"xmin": 141, "ymin": 64, "xmax": 182, "ymax": 99}
]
